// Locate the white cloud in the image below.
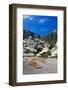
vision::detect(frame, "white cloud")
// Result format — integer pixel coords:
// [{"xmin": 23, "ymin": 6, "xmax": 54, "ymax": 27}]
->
[
  {"xmin": 23, "ymin": 15, "xmax": 34, "ymax": 20},
  {"xmin": 38, "ymin": 18, "xmax": 48, "ymax": 23},
  {"xmin": 23, "ymin": 16, "xmax": 30, "ymax": 19},
  {"xmin": 29, "ymin": 17, "xmax": 34, "ymax": 20}
]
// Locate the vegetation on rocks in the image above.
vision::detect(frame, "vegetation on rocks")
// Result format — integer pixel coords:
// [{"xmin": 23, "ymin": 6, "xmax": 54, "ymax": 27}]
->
[{"xmin": 23, "ymin": 29, "xmax": 57, "ymax": 58}]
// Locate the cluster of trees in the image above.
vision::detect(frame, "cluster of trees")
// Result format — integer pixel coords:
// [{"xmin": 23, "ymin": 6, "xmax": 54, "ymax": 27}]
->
[{"xmin": 46, "ymin": 32, "xmax": 57, "ymax": 49}]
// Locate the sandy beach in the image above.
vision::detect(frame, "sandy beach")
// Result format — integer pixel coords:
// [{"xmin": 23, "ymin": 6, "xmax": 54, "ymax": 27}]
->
[{"xmin": 23, "ymin": 57, "xmax": 57, "ymax": 75}]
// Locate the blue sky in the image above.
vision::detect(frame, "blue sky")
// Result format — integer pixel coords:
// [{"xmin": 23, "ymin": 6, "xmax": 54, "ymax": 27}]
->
[{"xmin": 23, "ymin": 15, "xmax": 57, "ymax": 36}]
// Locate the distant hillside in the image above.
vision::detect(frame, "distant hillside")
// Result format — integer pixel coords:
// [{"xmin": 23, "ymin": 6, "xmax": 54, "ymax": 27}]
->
[
  {"xmin": 23, "ymin": 29, "xmax": 57, "ymax": 47},
  {"xmin": 23, "ymin": 29, "xmax": 41, "ymax": 40}
]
